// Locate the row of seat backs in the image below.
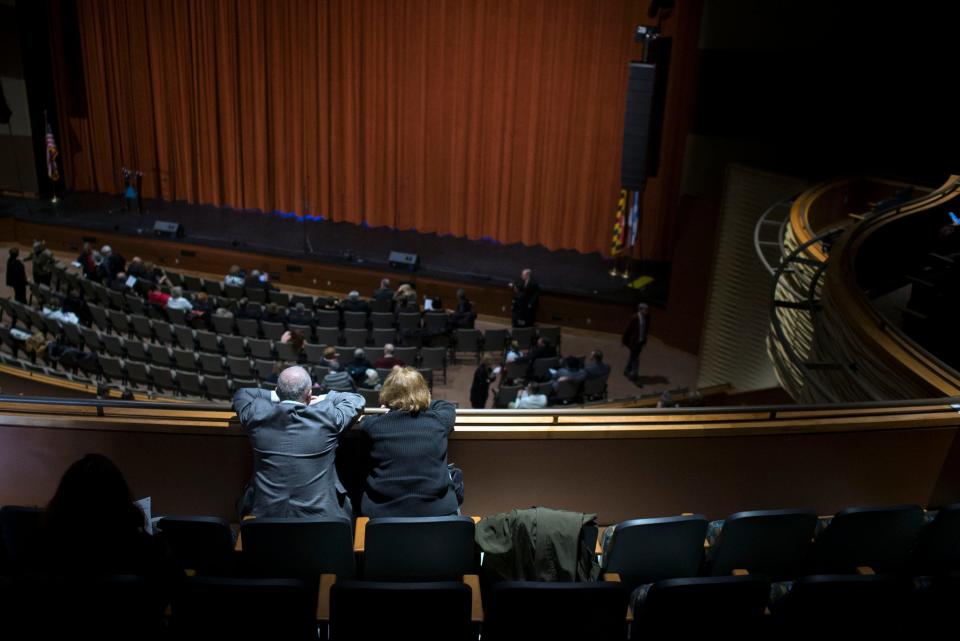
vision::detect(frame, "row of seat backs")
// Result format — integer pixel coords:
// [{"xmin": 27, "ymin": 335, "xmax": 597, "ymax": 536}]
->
[
  {"xmin": 602, "ymin": 504, "xmax": 960, "ymax": 591},
  {"xmin": 151, "ymin": 515, "xmax": 477, "ymax": 583}
]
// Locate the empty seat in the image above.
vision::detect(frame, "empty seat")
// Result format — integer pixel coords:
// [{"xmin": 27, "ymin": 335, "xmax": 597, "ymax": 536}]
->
[
  {"xmin": 108, "ymin": 309, "xmax": 131, "ymax": 335},
  {"xmin": 912, "ymin": 502, "xmax": 960, "ymax": 574},
  {"xmin": 494, "ymin": 384, "xmax": 521, "ymax": 408},
  {"xmin": 275, "ymin": 342, "xmax": 300, "ymax": 362},
  {"xmin": 316, "ymin": 309, "xmax": 340, "ymax": 327},
  {"xmin": 420, "ymin": 347, "xmax": 447, "ymax": 384},
  {"xmin": 454, "ymin": 329, "xmax": 480, "ymax": 358},
  {"xmin": 423, "ymin": 312, "xmax": 448, "ymax": 334},
  {"xmin": 151, "ymin": 366, "xmax": 176, "ymax": 394},
  {"xmin": 810, "ymin": 505, "xmax": 925, "ymax": 574},
  {"xmin": 247, "ymin": 338, "xmax": 274, "ymax": 360},
  {"xmin": 0, "ymin": 506, "xmax": 44, "ymax": 574},
  {"xmin": 601, "ymin": 515, "xmax": 708, "ymax": 591},
  {"xmin": 537, "ymin": 325, "xmax": 562, "ymax": 349},
  {"xmin": 198, "ymin": 353, "xmax": 226, "ymax": 375},
  {"xmin": 504, "ymin": 359, "xmax": 528, "ymax": 383},
  {"xmin": 195, "ymin": 330, "xmax": 220, "ymax": 354},
  {"xmin": 174, "ymin": 325, "xmax": 196, "ymax": 350},
  {"xmin": 343, "ymin": 311, "xmax": 367, "ymax": 330},
  {"xmin": 483, "ymin": 581, "xmax": 629, "ymax": 641},
  {"xmin": 632, "ymin": 575, "xmax": 770, "ymax": 636},
  {"xmin": 155, "ymin": 516, "xmax": 235, "ymax": 576},
  {"xmin": 101, "ymin": 333, "xmax": 125, "ymax": 358},
  {"xmin": 170, "ymin": 577, "xmax": 317, "ymax": 641},
  {"xmin": 509, "ymin": 326, "xmax": 535, "ymax": 348},
  {"xmin": 147, "ymin": 344, "xmax": 173, "ymax": 367},
  {"xmin": 99, "ymin": 354, "xmax": 126, "ymax": 382},
  {"xmin": 221, "ymin": 334, "xmax": 247, "ymax": 357},
  {"xmin": 240, "ymin": 518, "xmax": 354, "ymax": 583},
  {"xmin": 397, "ymin": 312, "xmax": 421, "ymax": 332},
  {"xmin": 236, "ymin": 318, "xmax": 260, "ymax": 338},
  {"xmin": 227, "ymin": 356, "xmax": 254, "ymax": 379},
  {"xmin": 364, "ymin": 516, "xmax": 476, "ymax": 581},
  {"xmin": 706, "ymin": 508, "xmax": 818, "ymax": 580},
  {"xmin": 211, "ymin": 314, "xmax": 235, "ymax": 335},
  {"xmin": 315, "ymin": 326, "xmax": 340, "ymax": 346},
  {"xmin": 370, "ymin": 312, "xmax": 394, "ymax": 329},
  {"xmin": 371, "ymin": 328, "xmax": 396, "ymax": 347},
  {"xmin": 125, "ymin": 361, "xmax": 151, "ymax": 388},
  {"xmin": 153, "ymin": 322, "xmax": 175, "ymax": 345},
  {"xmin": 173, "ymin": 348, "xmax": 198, "ymax": 371},
  {"xmin": 771, "ymin": 574, "xmax": 913, "ymax": 634},
  {"xmin": 268, "ymin": 290, "xmax": 291, "ymax": 307},
  {"xmin": 260, "ymin": 321, "xmax": 286, "ymax": 341},
  {"xmin": 304, "ymin": 343, "xmax": 326, "ymax": 364},
  {"xmin": 344, "ymin": 328, "xmax": 368, "ymax": 347},
  {"xmin": 359, "ymin": 387, "xmax": 381, "ymax": 406},
  {"xmin": 204, "ymin": 375, "xmax": 232, "ymax": 400},
  {"xmin": 166, "ymin": 306, "xmax": 188, "ymax": 326},
  {"xmin": 122, "ymin": 338, "xmax": 149, "ymax": 362},
  {"xmin": 130, "ymin": 315, "xmax": 154, "ymax": 342},
  {"xmin": 329, "ymin": 581, "xmax": 473, "ymax": 641},
  {"xmin": 177, "ymin": 370, "xmax": 204, "ymax": 397}
]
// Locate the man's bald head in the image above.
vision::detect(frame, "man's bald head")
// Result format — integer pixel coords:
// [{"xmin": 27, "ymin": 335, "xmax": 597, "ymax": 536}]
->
[{"xmin": 276, "ymin": 366, "xmax": 312, "ymax": 403}]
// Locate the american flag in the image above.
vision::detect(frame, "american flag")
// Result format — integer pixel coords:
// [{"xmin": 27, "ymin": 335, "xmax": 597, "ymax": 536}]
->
[{"xmin": 45, "ymin": 118, "xmax": 59, "ymax": 182}]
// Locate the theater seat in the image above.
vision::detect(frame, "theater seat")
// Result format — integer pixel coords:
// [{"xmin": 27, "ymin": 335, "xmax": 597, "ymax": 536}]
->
[
  {"xmin": 483, "ymin": 581, "xmax": 629, "ymax": 641},
  {"xmin": 809, "ymin": 505, "xmax": 924, "ymax": 574},
  {"xmin": 911, "ymin": 502, "xmax": 960, "ymax": 575},
  {"xmin": 363, "ymin": 516, "xmax": 476, "ymax": 581},
  {"xmin": 705, "ymin": 508, "xmax": 818, "ymax": 580},
  {"xmin": 632, "ymin": 575, "xmax": 769, "ymax": 636},
  {"xmin": 601, "ymin": 515, "xmax": 707, "ymax": 591},
  {"xmin": 329, "ymin": 580, "xmax": 473, "ymax": 641},
  {"xmin": 240, "ymin": 517, "xmax": 354, "ymax": 583},
  {"xmin": 170, "ymin": 576, "xmax": 316, "ymax": 641},
  {"xmin": 154, "ymin": 516, "xmax": 236, "ymax": 576}
]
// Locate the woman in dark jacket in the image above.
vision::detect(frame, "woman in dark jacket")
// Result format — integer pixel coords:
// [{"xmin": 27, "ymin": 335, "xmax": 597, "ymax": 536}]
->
[
  {"xmin": 470, "ymin": 354, "xmax": 498, "ymax": 409},
  {"xmin": 355, "ymin": 367, "xmax": 459, "ymax": 518}
]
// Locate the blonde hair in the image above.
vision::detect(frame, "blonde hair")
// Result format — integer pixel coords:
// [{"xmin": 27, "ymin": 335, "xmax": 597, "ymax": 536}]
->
[{"xmin": 379, "ymin": 367, "xmax": 431, "ymax": 413}]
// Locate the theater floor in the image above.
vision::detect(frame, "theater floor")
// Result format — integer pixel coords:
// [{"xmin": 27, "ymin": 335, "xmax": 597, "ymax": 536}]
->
[{"xmin": 0, "ymin": 242, "xmax": 698, "ymax": 407}]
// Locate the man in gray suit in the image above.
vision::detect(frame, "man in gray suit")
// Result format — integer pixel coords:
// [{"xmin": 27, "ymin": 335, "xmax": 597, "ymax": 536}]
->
[{"xmin": 233, "ymin": 366, "xmax": 365, "ymax": 520}]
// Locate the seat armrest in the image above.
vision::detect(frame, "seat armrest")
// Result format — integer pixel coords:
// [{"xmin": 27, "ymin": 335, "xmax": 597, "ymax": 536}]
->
[
  {"xmin": 463, "ymin": 574, "xmax": 483, "ymax": 623},
  {"xmin": 316, "ymin": 573, "xmax": 337, "ymax": 621},
  {"xmin": 856, "ymin": 566, "xmax": 875, "ymax": 575},
  {"xmin": 603, "ymin": 572, "xmax": 621, "ymax": 583},
  {"xmin": 354, "ymin": 516, "xmax": 368, "ymax": 553},
  {"xmin": 732, "ymin": 569, "xmax": 750, "ymax": 576}
]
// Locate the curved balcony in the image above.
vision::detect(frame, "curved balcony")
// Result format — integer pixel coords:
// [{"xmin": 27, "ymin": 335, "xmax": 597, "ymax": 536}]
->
[{"xmin": 760, "ymin": 175, "xmax": 960, "ymax": 402}]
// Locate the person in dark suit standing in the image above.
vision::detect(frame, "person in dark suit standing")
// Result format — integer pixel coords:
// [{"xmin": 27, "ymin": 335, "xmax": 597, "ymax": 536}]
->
[
  {"xmin": 354, "ymin": 367, "xmax": 459, "ymax": 518},
  {"xmin": 6, "ymin": 247, "xmax": 27, "ymax": 304},
  {"xmin": 510, "ymin": 268, "xmax": 540, "ymax": 327},
  {"xmin": 232, "ymin": 366, "xmax": 365, "ymax": 520},
  {"xmin": 622, "ymin": 303, "xmax": 649, "ymax": 380}
]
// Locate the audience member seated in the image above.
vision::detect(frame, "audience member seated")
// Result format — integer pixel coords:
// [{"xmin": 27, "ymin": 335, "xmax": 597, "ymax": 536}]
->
[
  {"xmin": 262, "ymin": 302, "xmax": 285, "ymax": 324},
  {"xmin": 190, "ymin": 292, "xmax": 213, "ymax": 327},
  {"xmin": 146, "ymin": 283, "xmax": 170, "ymax": 307},
  {"xmin": 363, "ymin": 368, "xmax": 382, "ymax": 391},
  {"xmin": 41, "ymin": 453, "xmax": 175, "ymax": 581},
  {"xmin": 584, "ymin": 350, "xmax": 610, "ymax": 380},
  {"xmin": 340, "ymin": 290, "xmax": 371, "ymax": 315},
  {"xmin": 232, "ymin": 367, "xmax": 365, "ymax": 519},
  {"xmin": 510, "ymin": 383, "xmax": 549, "ymax": 409},
  {"xmin": 354, "ymin": 367, "xmax": 459, "ymax": 518},
  {"xmin": 236, "ymin": 299, "xmax": 262, "ymax": 320},
  {"xmin": 166, "ymin": 287, "xmax": 193, "ymax": 311},
  {"xmin": 346, "ymin": 348, "xmax": 374, "ymax": 384},
  {"xmin": 450, "ymin": 288, "xmax": 477, "ymax": 329},
  {"xmin": 505, "ymin": 341, "xmax": 524, "ymax": 364},
  {"xmin": 77, "ymin": 242, "xmax": 99, "ymax": 281},
  {"xmin": 62, "ymin": 288, "xmax": 88, "ymax": 323},
  {"xmin": 125, "ymin": 256, "xmax": 146, "ymax": 279},
  {"xmin": 108, "ymin": 272, "xmax": 130, "ymax": 293},
  {"xmin": 287, "ymin": 302, "xmax": 314, "ymax": 327},
  {"xmin": 245, "ymin": 269, "xmax": 275, "ymax": 291},
  {"xmin": 224, "ymin": 264, "xmax": 245, "ymax": 288},
  {"xmin": 141, "ymin": 261, "xmax": 169, "ymax": 285},
  {"xmin": 394, "ymin": 283, "xmax": 419, "ymax": 313},
  {"xmin": 552, "ymin": 356, "xmax": 586, "ymax": 389},
  {"xmin": 323, "ymin": 366, "xmax": 357, "ymax": 393},
  {"xmin": 320, "ymin": 346, "xmax": 341, "ymax": 371},
  {"xmin": 281, "ymin": 330, "xmax": 306, "ymax": 362},
  {"xmin": 372, "ymin": 278, "xmax": 394, "ymax": 303},
  {"xmin": 373, "ymin": 343, "xmax": 404, "ymax": 369},
  {"xmin": 42, "ymin": 298, "xmax": 79, "ymax": 325},
  {"xmin": 530, "ymin": 337, "xmax": 557, "ymax": 361}
]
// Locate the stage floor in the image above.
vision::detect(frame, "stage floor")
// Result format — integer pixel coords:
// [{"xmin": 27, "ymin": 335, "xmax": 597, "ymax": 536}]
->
[{"xmin": 2, "ymin": 192, "xmax": 669, "ymax": 306}]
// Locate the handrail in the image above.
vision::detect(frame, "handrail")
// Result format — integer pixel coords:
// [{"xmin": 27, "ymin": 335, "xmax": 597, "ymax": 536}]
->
[
  {"xmin": 822, "ymin": 175, "xmax": 960, "ymax": 397},
  {"xmin": 2, "ymin": 393, "xmax": 959, "ymax": 418}
]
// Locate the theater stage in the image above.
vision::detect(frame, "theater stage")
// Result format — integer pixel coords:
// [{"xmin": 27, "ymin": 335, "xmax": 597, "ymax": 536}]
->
[{"xmin": 1, "ymin": 192, "xmax": 669, "ymax": 308}]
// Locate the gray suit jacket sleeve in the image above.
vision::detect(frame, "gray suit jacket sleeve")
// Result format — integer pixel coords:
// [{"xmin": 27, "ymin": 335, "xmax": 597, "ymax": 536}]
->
[
  {"xmin": 317, "ymin": 391, "xmax": 366, "ymax": 433},
  {"xmin": 233, "ymin": 387, "xmax": 272, "ymax": 428}
]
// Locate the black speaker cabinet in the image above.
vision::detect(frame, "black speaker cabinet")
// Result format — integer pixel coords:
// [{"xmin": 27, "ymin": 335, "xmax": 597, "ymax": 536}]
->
[
  {"xmin": 388, "ymin": 250, "xmax": 419, "ymax": 271},
  {"xmin": 153, "ymin": 220, "xmax": 184, "ymax": 239}
]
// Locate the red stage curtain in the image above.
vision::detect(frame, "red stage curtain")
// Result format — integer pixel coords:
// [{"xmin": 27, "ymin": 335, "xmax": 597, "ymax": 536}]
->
[{"xmin": 49, "ymin": 0, "xmax": 649, "ymax": 255}]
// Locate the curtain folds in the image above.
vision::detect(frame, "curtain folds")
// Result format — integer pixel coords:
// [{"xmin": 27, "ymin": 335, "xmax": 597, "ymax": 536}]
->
[{"xmin": 51, "ymin": 0, "xmax": 645, "ymax": 255}]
